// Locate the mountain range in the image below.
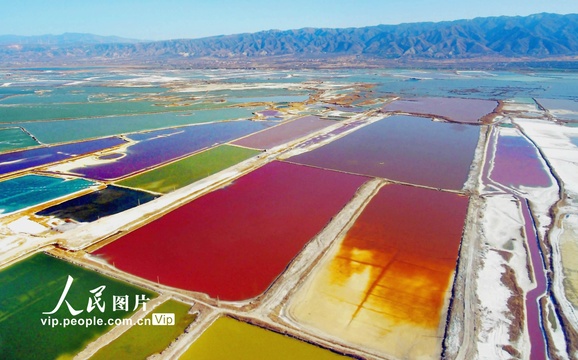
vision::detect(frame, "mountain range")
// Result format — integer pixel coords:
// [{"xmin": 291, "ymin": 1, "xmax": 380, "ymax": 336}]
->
[{"xmin": 1, "ymin": 13, "xmax": 577, "ymax": 68}]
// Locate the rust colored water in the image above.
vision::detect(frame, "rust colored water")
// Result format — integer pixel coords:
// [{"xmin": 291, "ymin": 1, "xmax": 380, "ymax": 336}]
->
[
  {"xmin": 93, "ymin": 161, "xmax": 368, "ymax": 301},
  {"xmin": 333, "ymin": 184, "xmax": 468, "ymax": 327},
  {"xmin": 289, "ymin": 184, "xmax": 469, "ymax": 359},
  {"xmin": 288, "ymin": 115, "xmax": 479, "ymax": 191}
]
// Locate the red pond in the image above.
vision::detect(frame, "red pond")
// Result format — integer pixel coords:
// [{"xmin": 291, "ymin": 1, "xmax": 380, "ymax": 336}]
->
[{"xmin": 93, "ymin": 161, "xmax": 368, "ymax": 301}]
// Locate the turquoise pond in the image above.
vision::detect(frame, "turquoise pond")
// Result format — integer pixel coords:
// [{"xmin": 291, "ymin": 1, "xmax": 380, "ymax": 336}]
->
[{"xmin": 0, "ymin": 174, "xmax": 96, "ymax": 215}]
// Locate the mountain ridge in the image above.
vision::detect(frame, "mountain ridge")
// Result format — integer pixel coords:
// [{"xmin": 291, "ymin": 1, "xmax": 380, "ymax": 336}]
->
[{"xmin": 2, "ymin": 13, "xmax": 577, "ymax": 68}]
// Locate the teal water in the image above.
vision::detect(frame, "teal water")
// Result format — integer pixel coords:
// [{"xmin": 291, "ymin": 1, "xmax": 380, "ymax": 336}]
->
[
  {"xmin": 0, "ymin": 127, "xmax": 38, "ymax": 152},
  {"xmin": 0, "ymin": 174, "xmax": 96, "ymax": 215},
  {"xmin": 0, "ymin": 86, "xmax": 162, "ymax": 105},
  {"xmin": 18, "ymin": 107, "xmax": 260, "ymax": 144},
  {"xmin": 0, "ymin": 100, "xmax": 235, "ymax": 123}
]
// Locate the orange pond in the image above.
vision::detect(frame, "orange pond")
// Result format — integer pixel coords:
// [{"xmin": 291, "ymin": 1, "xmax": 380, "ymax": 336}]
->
[
  {"xmin": 289, "ymin": 184, "xmax": 469, "ymax": 358},
  {"xmin": 93, "ymin": 161, "xmax": 368, "ymax": 301}
]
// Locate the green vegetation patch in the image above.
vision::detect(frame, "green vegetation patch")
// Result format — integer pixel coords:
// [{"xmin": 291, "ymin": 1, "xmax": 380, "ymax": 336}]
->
[
  {"xmin": 0, "ymin": 127, "xmax": 39, "ymax": 153},
  {"xmin": 89, "ymin": 300, "xmax": 196, "ymax": 360},
  {"xmin": 180, "ymin": 316, "xmax": 351, "ymax": 360},
  {"xmin": 117, "ymin": 145, "xmax": 260, "ymax": 194},
  {"xmin": 0, "ymin": 253, "xmax": 157, "ymax": 360}
]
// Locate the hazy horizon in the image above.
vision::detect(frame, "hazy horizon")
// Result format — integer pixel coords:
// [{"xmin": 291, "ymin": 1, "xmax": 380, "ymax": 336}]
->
[{"xmin": 1, "ymin": 0, "xmax": 577, "ymax": 41}]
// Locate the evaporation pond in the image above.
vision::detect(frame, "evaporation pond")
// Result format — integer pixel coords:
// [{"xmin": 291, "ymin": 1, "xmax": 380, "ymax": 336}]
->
[
  {"xmin": 36, "ymin": 185, "xmax": 158, "ymax": 222},
  {"xmin": 0, "ymin": 252, "xmax": 156, "ymax": 360},
  {"xmin": 233, "ymin": 116, "xmax": 334, "ymax": 149},
  {"xmin": 0, "ymin": 136, "xmax": 126, "ymax": 176},
  {"xmin": 489, "ymin": 128, "xmax": 551, "ymax": 188},
  {"xmin": 289, "ymin": 184, "xmax": 469, "ymax": 359},
  {"xmin": 19, "ymin": 107, "xmax": 257, "ymax": 144},
  {"xmin": 93, "ymin": 161, "xmax": 368, "ymax": 301},
  {"xmin": 0, "ymin": 127, "xmax": 39, "ymax": 153},
  {"xmin": 383, "ymin": 97, "xmax": 497, "ymax": 123},
  {"xmin": 117, "ymin": 145, "xmax": 261, "ymax": 194},
  {"xmin": 179, "ymin": 317, "xmax": 351, "ymax": 360},
  {"xmin": 61, "ymin": 120, "xmax": 271, "ymax": 181},
  {"xmin": 288, "ymin": 115, "xmax": 479, "ymax": 191},
  {"xmin": 90, "ymin": 299, "xmax": 196, "ymax": 360},
  {"xmin": 536, "ymin": 98, "xmax": 578, "ymax": 121},
  {"xmin": 0, "ymin": 174, "xmax": 96, "ymax": 215}
]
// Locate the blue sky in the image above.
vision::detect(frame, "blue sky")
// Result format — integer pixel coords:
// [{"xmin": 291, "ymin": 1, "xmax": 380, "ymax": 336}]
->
[{"xmin": 1, "ymin": 0, "xmax": 577, "ymax": 40}]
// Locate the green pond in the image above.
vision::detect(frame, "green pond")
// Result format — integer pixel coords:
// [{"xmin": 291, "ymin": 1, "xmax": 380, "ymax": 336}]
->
[
  {"xmin": 0, "ymin": 253, "xmax": 157, "ymax": 360},
  {"xmin": 117, "ymin": 145, "xmax": 261, "ymax": 194},
  {"xmin": 89, "ymin": 299, "xmax": 196, "ymax": 360}
]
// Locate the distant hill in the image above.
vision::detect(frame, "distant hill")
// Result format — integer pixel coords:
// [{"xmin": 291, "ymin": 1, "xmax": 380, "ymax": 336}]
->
[
  {"xmin": 1, "ymin": 13, "xmax": 577, "ymax": 68},
  {"xmin": 0, "ymin": 33, "xmax": 142, "ymax": 45}
]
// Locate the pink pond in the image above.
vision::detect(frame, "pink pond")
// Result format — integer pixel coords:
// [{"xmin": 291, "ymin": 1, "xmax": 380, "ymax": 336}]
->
[
  {"xmin": 288, "ymin": 115, "xmax": 480, "ymax": 191},
  {"xmin": 490, "ymin": 133, "xmax": 551, "ymax": 188},
  {"xmin": 233, "ymin": 116, "xmax": 335, "ymax": 149},
  {"xmin": 383, "ymin": 97, "xmax": 498, "ymax": 123}
]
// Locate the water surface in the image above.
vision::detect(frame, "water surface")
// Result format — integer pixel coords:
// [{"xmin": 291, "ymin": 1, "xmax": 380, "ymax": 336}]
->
[
  {"xmin": 94, "ymin": 161, "xmax": 368, "ymax": 301},
  {"xmin": 289, "ymin": 115, "xmax": 479, "ymax": 190}
]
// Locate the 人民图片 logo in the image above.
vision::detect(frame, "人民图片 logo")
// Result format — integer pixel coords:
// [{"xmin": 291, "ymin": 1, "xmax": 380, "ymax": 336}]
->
[{"xmin": 39, "ymin": 275, "xmax": 170, "ymax": 328}]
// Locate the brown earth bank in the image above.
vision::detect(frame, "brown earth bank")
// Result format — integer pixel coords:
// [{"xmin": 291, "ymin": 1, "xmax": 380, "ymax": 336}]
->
[
  {"xmin": 3, "ymin": 55, "xmax": 578, "ymax": 71},
  {"xmin": 501, "ymin": 264, "xmax": 524, "ymax": 343}
]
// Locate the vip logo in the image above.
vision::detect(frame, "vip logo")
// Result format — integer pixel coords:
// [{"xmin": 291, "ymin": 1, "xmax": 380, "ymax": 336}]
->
[{"xmin": 152, "ymin": 313, "xmax": 175, "ymax": 326}]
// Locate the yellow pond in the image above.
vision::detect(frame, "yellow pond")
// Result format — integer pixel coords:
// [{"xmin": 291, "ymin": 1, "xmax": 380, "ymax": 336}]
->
[{"xmin": 180, "ymin": 317, "xmax": 350, "ymax": 360}]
